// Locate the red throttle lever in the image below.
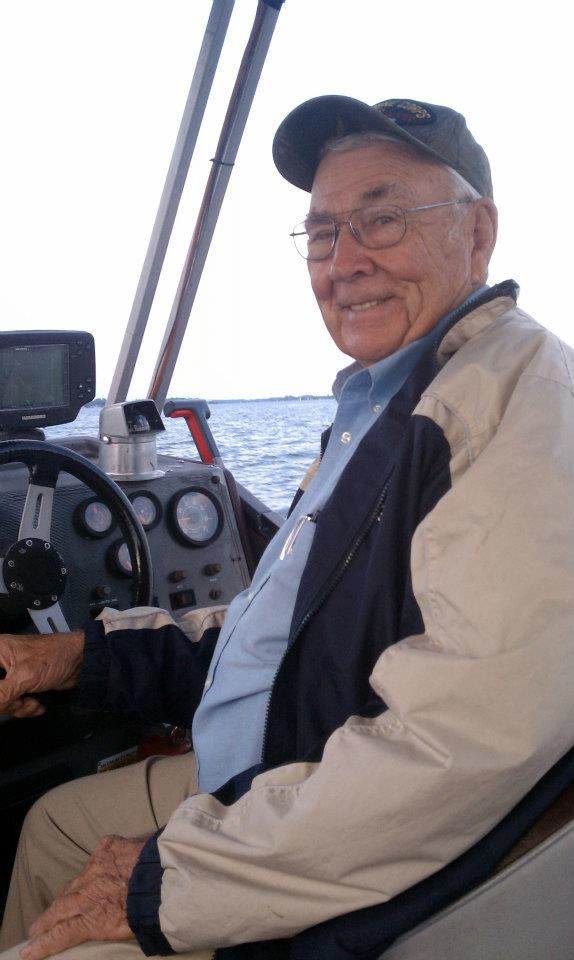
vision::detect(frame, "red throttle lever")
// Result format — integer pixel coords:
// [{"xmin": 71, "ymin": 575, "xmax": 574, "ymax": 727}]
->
[{"xmin": 163, "ymin": 399, "xmax": 222, "ymax": 466}]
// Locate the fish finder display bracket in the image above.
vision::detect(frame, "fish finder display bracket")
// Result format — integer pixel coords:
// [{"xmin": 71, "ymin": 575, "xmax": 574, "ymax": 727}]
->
[{"xmin": 0, "ymin": 330, "xmax": 95, "ymax": 435}]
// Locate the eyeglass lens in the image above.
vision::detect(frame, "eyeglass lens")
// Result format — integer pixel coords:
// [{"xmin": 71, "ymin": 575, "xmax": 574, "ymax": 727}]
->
[{"xmin": 292, "ymin": 205, "xmax": 407, "ymax": 260}]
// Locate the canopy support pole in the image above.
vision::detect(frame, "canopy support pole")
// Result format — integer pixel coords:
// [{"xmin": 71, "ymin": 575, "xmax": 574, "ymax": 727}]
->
[
  {"xmin": 106, "ymin": 0, "xmax": 235, "ymax": 406},
  {"xmin": 147, "ymin": 0, "xmax": 284, "ymax": 411}
]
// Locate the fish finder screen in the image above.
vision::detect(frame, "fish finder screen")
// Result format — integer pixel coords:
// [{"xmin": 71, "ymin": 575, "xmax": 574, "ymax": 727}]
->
[{"xmin": 0, "ymin": 343, "xmax": 69, "ymax": 410}]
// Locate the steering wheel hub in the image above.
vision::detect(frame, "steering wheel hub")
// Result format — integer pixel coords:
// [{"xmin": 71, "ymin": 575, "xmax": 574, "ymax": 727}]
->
[{"xmin": 3, "ymin": 538, "xmax": 67, "ymax": 609}]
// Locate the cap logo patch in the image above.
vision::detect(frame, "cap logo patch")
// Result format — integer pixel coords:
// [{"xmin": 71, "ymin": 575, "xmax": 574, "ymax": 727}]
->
[{"xmin": 374, "ymin": 100, "xmax": 435, "ymax": 126}]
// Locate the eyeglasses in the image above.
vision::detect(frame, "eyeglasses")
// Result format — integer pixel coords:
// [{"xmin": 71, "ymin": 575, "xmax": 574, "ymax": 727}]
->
[{"xmin": 290, "ymin": 198, "xmax": 475, "ymax": 261}]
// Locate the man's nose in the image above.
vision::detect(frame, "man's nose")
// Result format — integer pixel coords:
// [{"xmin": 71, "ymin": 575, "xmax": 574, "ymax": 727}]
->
[{"xmin": 328, "ymin": 224, "xmax": 376, "ymax": 281}]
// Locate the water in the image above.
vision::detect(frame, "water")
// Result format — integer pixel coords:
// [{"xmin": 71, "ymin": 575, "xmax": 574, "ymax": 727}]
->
[{"xmin": 45, "ymin": 398, "xmax": 336, "ymax": 516}]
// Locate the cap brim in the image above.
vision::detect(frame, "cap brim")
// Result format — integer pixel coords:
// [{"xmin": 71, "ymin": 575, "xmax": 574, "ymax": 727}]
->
[{"xmin": 272, "ymin": 95, "xmax": 448, "ymax": 192}]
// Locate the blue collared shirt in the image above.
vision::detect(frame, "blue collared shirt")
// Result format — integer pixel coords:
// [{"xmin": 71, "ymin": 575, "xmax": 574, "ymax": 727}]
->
[{"xmin": 192, "ymin": 290, "xmax": 487, "ymax": 792}]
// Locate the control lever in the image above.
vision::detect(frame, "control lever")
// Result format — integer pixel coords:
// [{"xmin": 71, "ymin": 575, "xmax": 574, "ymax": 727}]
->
[{"xmin": 164, "ymin": 399, "xmax": 222, "ymax": 466}]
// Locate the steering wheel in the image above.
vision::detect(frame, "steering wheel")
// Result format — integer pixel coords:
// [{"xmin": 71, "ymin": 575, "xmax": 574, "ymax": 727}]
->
[{"xmin": 0, "ymin": 440, "xmax": 152, "ymax": 633}]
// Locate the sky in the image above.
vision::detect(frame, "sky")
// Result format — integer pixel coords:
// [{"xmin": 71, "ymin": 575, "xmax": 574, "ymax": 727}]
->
[{"xmin": 0, "ymin": 0, "xmax": 571, "ymax": 401}]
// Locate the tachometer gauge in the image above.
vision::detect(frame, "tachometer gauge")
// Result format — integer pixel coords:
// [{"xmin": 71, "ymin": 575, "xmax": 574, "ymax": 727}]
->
[
  {"xmin": 75, "ymin": 498, "xmax": 115, "ymax": 538},
  {"xmin": 107, "ymin": 539, "xmax": 133, "ymax": 577},
  {"xmin": 170, "ymin": 488, "xmax": 223, "ymax": 547},
  {"xmin": 129, "ymin": 492, "xmax": 162, "ymax": 531}
]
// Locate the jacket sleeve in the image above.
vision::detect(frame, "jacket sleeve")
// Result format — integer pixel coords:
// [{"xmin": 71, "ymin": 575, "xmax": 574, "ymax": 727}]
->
[
  {"xmin": 149, "ymin": 344, "xmax": 574, "ymax": 953},
  {"xmin": 76, "ymin": 606, "xmax": 224, "ymax": 725}
]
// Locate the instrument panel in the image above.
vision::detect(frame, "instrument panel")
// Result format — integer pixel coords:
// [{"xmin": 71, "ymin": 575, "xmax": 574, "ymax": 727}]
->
[{"xmin": 0, "ymin": 445, "xmax": 252, "ymax": 631}]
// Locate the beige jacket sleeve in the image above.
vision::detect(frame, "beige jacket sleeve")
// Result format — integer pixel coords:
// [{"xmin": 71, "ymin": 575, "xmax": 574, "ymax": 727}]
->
[{"xmin": 156, "ymin": 311, "xmax": 574, "ymax": 952}]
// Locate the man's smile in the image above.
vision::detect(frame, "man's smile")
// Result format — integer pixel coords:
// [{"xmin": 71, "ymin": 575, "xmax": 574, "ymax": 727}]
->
[{"xmin": 341, "ymin": 295, "xmax": 395, "ymax": 314}]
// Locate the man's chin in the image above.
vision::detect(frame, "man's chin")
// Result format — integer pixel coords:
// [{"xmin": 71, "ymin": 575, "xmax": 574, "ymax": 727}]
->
[
  {"xmin": 343, "ymin": 337, "xmax": 407, "ymax": 367},
  {"xmin": 338, "ymin": 314, "xmax": 410, "ymax": 365}
]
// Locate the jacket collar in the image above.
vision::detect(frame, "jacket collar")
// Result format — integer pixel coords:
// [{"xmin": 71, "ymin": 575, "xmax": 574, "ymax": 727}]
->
[{"xmin": 436, "ymin": 280, "xmax": 519, "ymax": 368}]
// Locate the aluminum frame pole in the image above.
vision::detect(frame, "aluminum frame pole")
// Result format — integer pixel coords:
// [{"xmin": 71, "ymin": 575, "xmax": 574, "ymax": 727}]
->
[
  {"xmin": 147, "ymin": 0, "xmax": 284, "ymax": 411},
  {"xmin": 106, "ymin": 0, "xmax": 235, "ymax": 406}
]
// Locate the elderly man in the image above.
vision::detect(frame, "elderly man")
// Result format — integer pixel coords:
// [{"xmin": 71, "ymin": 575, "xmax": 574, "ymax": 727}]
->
[{"xmin": 1, "ymin": 96, "xmax": 573, "ymax": 960}]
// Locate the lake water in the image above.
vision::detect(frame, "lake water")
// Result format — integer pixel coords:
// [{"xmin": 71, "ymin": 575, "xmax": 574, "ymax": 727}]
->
[{"xmin": 45, "ymin": 398, "xmax": 337, "ymax": 516}]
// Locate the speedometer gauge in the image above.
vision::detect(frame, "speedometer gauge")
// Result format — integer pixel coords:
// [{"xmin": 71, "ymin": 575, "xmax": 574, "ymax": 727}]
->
[
  {"xmin": 128, "ymin": 492, "xmax": 162, "ymax": 531},
  {"xmin": 107, "ymin": 540, "xmax": 133, "ymax": 577},
  {"xmin": 170, "ymin": 488, "xmax": 223, "ymax": 547},
  {"xmin": 75, "ymin": 497, "xmax": 115, "ymax": 538}
]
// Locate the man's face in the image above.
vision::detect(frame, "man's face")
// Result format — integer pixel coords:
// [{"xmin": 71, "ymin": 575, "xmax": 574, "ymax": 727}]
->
[{"xmin": 308, "ymin": 144, "xmax": 489, "ymax": 365}]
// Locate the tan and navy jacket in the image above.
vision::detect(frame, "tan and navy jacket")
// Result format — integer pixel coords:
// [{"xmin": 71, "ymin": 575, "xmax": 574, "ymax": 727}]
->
[{"xmin": 82, "ymin": 282, "xmax": 574, "ymax": 959}]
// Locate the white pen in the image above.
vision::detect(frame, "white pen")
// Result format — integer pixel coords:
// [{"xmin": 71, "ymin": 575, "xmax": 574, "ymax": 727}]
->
[{"xmin": 279, "ymin": 511, "xmax": 320, "ymax": 559}]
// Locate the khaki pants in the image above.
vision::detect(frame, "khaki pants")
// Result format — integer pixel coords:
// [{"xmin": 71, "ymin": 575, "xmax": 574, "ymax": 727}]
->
[{"xmin": 0, "ymin": 754, "xmax": 213, "ymax": 960}]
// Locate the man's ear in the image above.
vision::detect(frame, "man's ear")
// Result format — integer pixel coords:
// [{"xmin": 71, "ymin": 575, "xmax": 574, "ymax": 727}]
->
[{"xmin": 470, "ymin": 199, "xmax": 498, "ymax": 285}]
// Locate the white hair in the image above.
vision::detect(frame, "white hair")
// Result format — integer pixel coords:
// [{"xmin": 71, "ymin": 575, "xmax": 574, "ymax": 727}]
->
[{"xmin": 322, "ymin": 131, "xmax": 481, "ymax": 201}]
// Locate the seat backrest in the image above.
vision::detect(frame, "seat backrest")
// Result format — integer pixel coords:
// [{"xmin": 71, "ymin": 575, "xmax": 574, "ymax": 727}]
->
[{"xmin": 381, "ymin": 787, "xmax": 574, "ymax": 960}]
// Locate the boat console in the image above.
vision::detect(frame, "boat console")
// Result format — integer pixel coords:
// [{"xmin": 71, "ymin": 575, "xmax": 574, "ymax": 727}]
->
[{"xmin": 0, "ymin": 331, "xmax": 256, "ymax": 633}]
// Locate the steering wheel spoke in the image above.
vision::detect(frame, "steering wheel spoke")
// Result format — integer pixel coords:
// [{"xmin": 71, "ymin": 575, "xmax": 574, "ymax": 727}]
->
[
  {"xmin": 19, "ymin": 482, "xmax": 56, "ymax": 543},
  {"xmin": 28, "ymin": 601, "xmax": 71, "ymax": 634}
]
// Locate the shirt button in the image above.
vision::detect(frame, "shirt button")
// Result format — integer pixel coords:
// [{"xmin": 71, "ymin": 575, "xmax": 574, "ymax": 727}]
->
[
  {"xmin": 373, "ymin": 403, "xmax": 382, "ymax": 414},
  {"xmin": 340, "ymin": 431, "xmax": 352, "ymax": 444},
  {"xmin": 204, "ymin": 676, "xmax": 212, "ymax": 688}
]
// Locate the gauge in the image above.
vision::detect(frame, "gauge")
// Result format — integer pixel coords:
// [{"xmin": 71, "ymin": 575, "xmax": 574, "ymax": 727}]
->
[
  {"xmin": 107, "ymin": 539, "xmax": 133, "ymax": 577},
  {"xmin": 75, "ymin": 498, "xmax": 115, "ymax": 538},
  {"xmin": 170, "ymin": 487, "xmax": 223, "ymax": 547},
  {"xmin": 129, "ymin": 492, "xmax": 162, "ymax": 531}
]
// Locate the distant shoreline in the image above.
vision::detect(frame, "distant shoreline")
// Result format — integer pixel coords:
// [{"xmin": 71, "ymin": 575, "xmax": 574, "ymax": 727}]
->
[{"xmin": 86, "ymin": 395, "xmax": 333, "ymax": 407}]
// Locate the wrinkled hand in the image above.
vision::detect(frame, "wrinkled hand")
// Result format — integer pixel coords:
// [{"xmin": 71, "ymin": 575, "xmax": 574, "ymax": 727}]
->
[
  {"xmin": 20, "ymin": 835, "xmax": 146, "ymax": 960},
  {"xmin": 0, "ymin": 631, "xmax": 84, "ymax": 717}
]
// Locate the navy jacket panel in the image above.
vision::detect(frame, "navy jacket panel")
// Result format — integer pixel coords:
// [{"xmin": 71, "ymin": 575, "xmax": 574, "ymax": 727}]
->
[{"xmin": 263, "ymin": 354, "xmax": 452, "ymax": 770}]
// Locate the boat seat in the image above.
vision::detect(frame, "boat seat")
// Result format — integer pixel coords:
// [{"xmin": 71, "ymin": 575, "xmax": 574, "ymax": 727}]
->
[{"xmin": 380, "ymin": 782, "xmax": 574, "ymax": 959}]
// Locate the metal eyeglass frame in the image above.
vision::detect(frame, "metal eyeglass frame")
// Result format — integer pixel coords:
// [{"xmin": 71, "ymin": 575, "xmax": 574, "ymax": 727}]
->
[{"xmin": 290, "ymin": 198, "xmax": 475, "ymax": 261}]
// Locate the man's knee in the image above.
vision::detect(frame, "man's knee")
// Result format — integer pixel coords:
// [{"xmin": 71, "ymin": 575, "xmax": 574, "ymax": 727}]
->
[
  {"xmin": 19, "ymin": 775, "xmax": 98, "ymax": 858},
  {"xmin": 20, "ymin": 782, "xmax": 70, "ymax": 846}
]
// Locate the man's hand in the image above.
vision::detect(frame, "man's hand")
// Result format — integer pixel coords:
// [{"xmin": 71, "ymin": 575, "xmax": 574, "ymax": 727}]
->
[
  {"xmin": 20, "ymin": 835, "xmax": 146, "ymax": 960},
  {"xmin": 0, "ymin": 631, "xmax": 84, "ymax": 717}
]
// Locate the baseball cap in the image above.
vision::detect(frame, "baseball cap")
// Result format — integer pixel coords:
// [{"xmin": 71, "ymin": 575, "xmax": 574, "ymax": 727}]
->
[{"xmin": 272, "ymin": 96, "xmax": 493, "ymax": 199}]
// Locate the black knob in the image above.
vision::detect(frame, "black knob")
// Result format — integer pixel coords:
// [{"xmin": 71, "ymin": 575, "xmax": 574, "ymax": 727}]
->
[
  {"xmin": 93, "ymin": 584, "xmax": 112, "ymax": 600},
  {"xmin": 169, "ymin": 570, "xmax": 187, "ymax": 583}
]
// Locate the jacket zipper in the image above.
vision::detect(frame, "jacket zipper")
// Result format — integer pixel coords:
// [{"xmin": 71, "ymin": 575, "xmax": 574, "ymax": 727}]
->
[{"xmin": 260, "ymin": 468, "xmax": 394, "ymax": 766}]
